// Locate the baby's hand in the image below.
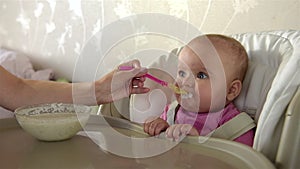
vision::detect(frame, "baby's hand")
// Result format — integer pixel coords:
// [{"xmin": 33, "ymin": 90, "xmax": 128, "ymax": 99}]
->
[
  {"xmin": 144, "ymin": 118, "xmax": 169, "ymax": 136},
  {"xmin": 165, "ymin": 124, "xmax": 199, "ymax": 141}
]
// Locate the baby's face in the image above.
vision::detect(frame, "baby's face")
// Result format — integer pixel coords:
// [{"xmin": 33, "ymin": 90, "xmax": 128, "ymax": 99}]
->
[{"xmin": 175, "ymin": 46, "xmax": 231, "ymax": 113}]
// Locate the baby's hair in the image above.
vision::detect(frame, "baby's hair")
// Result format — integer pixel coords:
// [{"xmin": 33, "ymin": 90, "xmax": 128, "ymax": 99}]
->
[{"xmin": 205, "ymin": 34, "xmax": 249, "ymax": 82}]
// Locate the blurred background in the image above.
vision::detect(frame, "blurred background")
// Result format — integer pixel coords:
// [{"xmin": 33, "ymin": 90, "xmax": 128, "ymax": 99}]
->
[{"xmin": 0, "ymin": 0, "xmax": 299, "ymax": 81}]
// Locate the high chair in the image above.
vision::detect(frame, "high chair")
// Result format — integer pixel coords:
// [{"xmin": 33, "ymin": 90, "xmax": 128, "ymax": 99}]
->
[
  {"xmin": 232, "ymin": 30, "xmax": 300, "ymax": 169},
  {"xmin": 100, "ymin": 30, "xmax": 300, "ymax": 169}
]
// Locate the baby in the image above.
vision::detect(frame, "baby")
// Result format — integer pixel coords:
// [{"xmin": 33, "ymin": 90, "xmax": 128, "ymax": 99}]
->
[{"xmin": 144, "ymin": 34, "xmax": 254, "ymax": 146}]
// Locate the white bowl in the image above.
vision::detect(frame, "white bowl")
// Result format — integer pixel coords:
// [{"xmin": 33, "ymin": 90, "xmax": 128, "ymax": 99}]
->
[{"xmin": 15, "ymin": 103, "xmax": 91, "ymax": 141}]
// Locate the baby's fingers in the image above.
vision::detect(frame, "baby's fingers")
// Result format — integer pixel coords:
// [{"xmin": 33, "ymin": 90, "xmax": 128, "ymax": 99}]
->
[
  {"xmin": 144, "ymin": 122, "xmax": 151, "ymax": 134},
  {"xmin": 144, "ymin": 121, "xmax": 164, "ymax": 136},
  {"xmin": 180, "ymin": 124, "xmax": 193, "ymax": 135},
  {"xmin": 166, "ymin": 125, "xmax": 182, "ymax": 140}
]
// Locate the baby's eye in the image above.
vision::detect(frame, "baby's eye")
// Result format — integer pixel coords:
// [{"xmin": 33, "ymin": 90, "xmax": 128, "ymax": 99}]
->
[
  {"xmin": 197, "ymin": 72, "xmax": 208, "ymax": 79},
  {"xmin": 178, "ymin": 70, "xmax": 186, "ymax": 78}
]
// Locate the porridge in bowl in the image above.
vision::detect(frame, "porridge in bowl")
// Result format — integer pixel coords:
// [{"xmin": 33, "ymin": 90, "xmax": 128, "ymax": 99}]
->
[{"xmin": 15, "ymin": 103, "xmax": 91, "ymax": 141}]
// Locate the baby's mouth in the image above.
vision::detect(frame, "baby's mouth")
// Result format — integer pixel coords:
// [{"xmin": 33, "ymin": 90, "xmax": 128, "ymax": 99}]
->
[{"xmin": 181, "ymin": 92, "xmax": 193, "ymax": 99}]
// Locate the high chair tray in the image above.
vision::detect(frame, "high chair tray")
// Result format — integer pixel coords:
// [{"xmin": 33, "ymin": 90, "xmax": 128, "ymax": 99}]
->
[{"xmin": 0, "ymin": 115, "xmax": 275, "ymax": 169}]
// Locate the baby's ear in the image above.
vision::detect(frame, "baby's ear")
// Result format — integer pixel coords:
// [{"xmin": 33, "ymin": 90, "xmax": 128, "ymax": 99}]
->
[{"xmin": 227, "ymin": 79, "xmax": 242, "ymax": 101}]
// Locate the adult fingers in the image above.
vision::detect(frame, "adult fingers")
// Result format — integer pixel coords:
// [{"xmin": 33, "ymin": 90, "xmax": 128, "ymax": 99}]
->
[{"xmin": 131, "ymin": 87, "xmax": 150, "ymax": 94}]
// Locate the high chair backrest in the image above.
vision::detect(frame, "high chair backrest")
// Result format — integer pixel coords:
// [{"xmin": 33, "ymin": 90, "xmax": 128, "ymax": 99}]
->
[
  {"xmin": 231, "ymin": 30, "xmax": 300, "ymax": 165},
  {"xmin": 232, "ymin": 33, "xmax": 293, "ymax": 122}
]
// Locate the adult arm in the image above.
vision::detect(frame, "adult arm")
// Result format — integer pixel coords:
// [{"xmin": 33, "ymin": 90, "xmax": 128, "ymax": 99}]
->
[{"xmin": 0, "ymin": 60, "xmax": 149, "ymax": 111}]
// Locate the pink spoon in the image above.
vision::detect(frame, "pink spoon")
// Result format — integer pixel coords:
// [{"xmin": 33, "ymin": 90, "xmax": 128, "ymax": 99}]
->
[{"xmin": 119, "ymin": 66, "xmax": 187, "ymax": 94}]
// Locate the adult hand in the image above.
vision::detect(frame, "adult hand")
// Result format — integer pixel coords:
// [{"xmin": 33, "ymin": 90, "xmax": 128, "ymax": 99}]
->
[
  {"xmin": 144, "ymin": 117, "xmax": 169, "ymax": 136},
  {"xmin": 95, "ymin": 59, "xmax": 150, "ymax": 104}
]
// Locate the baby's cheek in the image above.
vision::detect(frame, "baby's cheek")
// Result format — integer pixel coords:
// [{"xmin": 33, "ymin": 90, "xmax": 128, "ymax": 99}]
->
[{"xmin": 197, "ymin": 91, "xmax": 212, "ymax": 111}]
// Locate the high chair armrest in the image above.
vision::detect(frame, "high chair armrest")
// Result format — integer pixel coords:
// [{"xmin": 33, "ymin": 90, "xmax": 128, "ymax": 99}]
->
[{"xmin": 275, "ymin": 86, "xmax": 300, "ymax": 169}]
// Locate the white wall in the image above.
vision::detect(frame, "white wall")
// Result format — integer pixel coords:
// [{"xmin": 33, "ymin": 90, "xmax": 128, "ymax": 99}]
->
[{"xmin": 0, "ymin": 0, "xmax": 299, "ymax": 81}]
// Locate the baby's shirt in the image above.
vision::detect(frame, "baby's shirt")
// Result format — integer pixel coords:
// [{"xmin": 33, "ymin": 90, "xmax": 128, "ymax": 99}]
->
[{"xmin": 160, "ymin": 102, "xmax": 254, "ymax": 146}]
